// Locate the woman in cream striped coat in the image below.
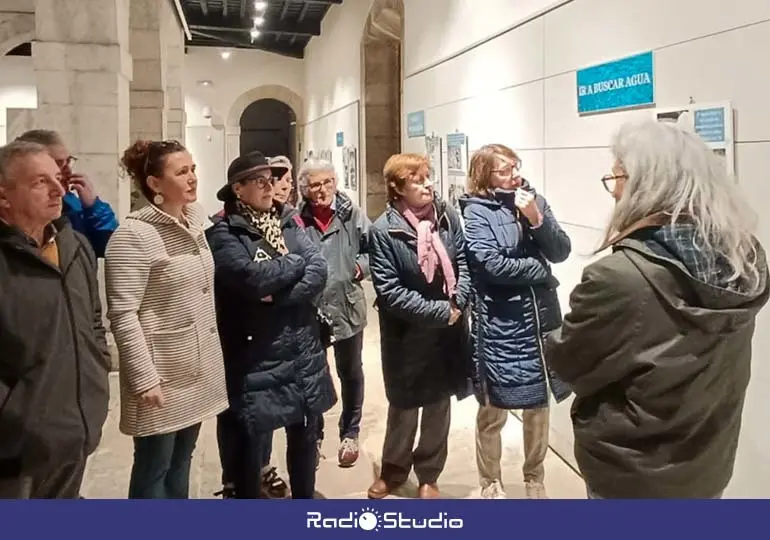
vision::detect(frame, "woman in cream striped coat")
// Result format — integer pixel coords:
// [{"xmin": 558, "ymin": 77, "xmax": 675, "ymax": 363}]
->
[{"xmin": 105, "ymin": 140, "xmax": 228, "ymax": 499}]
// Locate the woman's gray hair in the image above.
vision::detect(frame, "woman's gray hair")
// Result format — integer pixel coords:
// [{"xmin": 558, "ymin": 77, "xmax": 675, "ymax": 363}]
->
[
  {"xmin": 269, "ymin": 155, "xmax": 293, "ymax": 170},
  {"xmin": 606, "ymin": 119, "xmax": 761, "ymax": 292},
  {"xmin": 297, "ymin": 158, "xmax": 336, "ymax": 196}
]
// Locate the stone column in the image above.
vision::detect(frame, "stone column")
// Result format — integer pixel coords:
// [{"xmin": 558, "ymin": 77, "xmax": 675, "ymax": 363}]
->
[
  {"xmin": 33, "ymin": 0, "xmax": 132, "ymax": 219},
  {"xmin": 129, "ymin": 0, "xmax": 165, "ymax": 142},
  {"xmin": 163, "ymin": 1, "xmax": 186, "ymax": 143}
]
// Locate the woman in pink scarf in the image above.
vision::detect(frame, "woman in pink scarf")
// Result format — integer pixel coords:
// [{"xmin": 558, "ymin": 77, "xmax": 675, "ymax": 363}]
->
[{"xmin": 367, "ymin": 153, "xmax": 472, "ymax": 499}]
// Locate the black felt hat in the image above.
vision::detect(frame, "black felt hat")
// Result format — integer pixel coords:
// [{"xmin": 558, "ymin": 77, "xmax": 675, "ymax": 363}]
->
[{"xmin": 216, "ymin": 150, "xmax": 290, "ymax": 201}]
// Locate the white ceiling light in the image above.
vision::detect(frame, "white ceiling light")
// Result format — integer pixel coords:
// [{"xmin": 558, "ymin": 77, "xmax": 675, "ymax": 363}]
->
[
  {"xmin": 197, "ymin": 80, "xmax": 214, "ymax": 87},
  {"xmin": 220, "ymin": 50, "xmax": 232, "ymax": 60},
  {"xmin": 250, "ymin": 28, "xmax": 261, "ymax": 41},
  {"xmin": 253, "ymin": 16, "xmax": 265, "ymax": 26},
  {"xmin": 254, "ymin": 1, "xmax": 267, "ymax": 10}
]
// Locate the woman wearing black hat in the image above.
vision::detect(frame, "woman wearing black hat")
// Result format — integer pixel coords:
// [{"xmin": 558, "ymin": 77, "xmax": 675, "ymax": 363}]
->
[{"xmin": 206, "ymin": 150, "xmax": 337, "ymax": 499}]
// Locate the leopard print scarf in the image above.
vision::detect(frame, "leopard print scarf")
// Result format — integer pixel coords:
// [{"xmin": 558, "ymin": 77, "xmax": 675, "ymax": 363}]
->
[{"xmin": 236, "ymin": 200, "xmax": 288, "ymax": 255}]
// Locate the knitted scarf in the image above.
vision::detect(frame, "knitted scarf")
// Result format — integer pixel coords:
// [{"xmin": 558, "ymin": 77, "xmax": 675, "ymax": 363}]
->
[{"xmin": 236, "ymin": 200, "xmax": 288, "ymax": 255}]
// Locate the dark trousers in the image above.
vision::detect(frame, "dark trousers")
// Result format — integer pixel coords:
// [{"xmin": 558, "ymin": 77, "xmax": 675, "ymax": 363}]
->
[
  {"xmin": 217, "ymin": 410, "xmax": 319, "ymax": 499},
  {"xmin": 128, "ymin": 423, "xmax": 201, "ymax": 499},
  {"xmin": 380, "ymin": 399, "xmax": 451, "ymax": 485},
  {"xmin": 217, "ymin": 410, "xmax": 275, "ymax": 484},
  {"xmin": 0, "ymin": 459, "xmax": 86, "ymax": 499},
  {"xmin": 318, "ymin": 331, "xmax": 365, "ymax": 441},
  {"xmin": 234, "ymin": 415, "xmax": 320, "ymax": 499}
]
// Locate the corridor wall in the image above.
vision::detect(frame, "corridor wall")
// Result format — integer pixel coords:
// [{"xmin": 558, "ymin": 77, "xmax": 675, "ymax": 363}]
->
[
  {"xmin": 403, "ymin": 0, "xmax": 770, "ymax": 497},
  {"xmin": 301, "ymin": 0, "xmax": 373, "ymax": 207}
]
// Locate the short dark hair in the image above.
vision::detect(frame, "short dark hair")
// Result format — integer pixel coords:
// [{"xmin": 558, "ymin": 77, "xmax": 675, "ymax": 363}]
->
[
  {"xmin": 0, "ymin": 140, "xmax": 49, "ymax": 185},
  {"xmin": 16, "ymin": 129, "xmax": 64, "ymax": 147}
]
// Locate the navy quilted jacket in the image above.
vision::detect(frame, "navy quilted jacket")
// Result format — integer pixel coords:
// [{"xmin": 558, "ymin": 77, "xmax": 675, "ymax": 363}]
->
[
  {"xmin": 459, "ymin": 185, "xmax": 572, "ymax": 409},
  {"xmin": 206, "ymin": 204, "xmax": 337, "ymax": 433}
]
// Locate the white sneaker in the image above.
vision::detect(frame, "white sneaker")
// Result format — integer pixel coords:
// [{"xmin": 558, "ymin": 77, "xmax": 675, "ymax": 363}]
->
[
  {"xmin": 525, "ymin": 481, "xmax": 548, "ymax": 499},
  {"xmin": 481, "ymin": 480, "xmax": 507, "ymax": 499}
]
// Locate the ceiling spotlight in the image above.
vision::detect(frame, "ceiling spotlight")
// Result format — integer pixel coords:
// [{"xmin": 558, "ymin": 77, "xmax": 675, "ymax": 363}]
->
[
  {"xmin": 253, "ymin": 16, "xmax": 265, "ymax": 26},
  {"xmin": 254, "ymin": 1, "xmax": 267, "ymax": 10},
  {"xmin": 250, "ymin": 28, "xmax": 261, "ymax": 41},
  {"xmin": 197, "ymin": 80, "xmax": 213, "ymax": 87},
  {"xmin": 220, "ymin": 50, "xmax": 232, "ymax": 60}
]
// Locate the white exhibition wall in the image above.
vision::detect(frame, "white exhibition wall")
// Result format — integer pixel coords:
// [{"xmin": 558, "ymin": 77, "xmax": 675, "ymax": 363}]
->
[{"xmin": 402, "ymin": 0, "xmax": 770, "ymax": 497}]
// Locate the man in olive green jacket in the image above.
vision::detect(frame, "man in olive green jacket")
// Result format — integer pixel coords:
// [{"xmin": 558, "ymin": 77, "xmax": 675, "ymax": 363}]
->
[{"xmin": 546, "ymin": 224, "xmax": 769, "ymax": 498}]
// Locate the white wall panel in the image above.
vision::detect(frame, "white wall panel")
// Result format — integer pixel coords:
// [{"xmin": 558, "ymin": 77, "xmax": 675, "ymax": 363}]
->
[
  {"xmin": 654, "ymin": 21, "xmax": 770, "ymax": 143},
  {"xmin": 544, "ymin": 0, "xmax": 770, "ymax": 76},
  {"xmin": 404, "ymin": 18, "xmax": 544, "ymax": 113},
  {"xmin": 404, "ymin": 0, "xmax": 566, "ymax": 76},
  {"xmin": 544, "ymin": 148, "xmax": 615, "ymax": 231}
]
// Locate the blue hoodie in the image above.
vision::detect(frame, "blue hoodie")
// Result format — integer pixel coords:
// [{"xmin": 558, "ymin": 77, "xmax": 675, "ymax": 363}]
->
[{"xmin": 63, "ymin": 192, "xmax": 118, "ymax": 258}]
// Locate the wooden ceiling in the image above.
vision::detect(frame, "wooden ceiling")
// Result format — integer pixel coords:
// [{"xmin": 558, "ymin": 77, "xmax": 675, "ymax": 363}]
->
[{"xmin": 180, "ymin": 0, "xmax": 342, "ymax": 59}]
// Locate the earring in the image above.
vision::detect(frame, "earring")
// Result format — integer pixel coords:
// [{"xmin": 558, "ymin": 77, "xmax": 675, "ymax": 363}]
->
[{"xmin": 153, "ymin": 193, "xmax": 164, "ymax": 205}]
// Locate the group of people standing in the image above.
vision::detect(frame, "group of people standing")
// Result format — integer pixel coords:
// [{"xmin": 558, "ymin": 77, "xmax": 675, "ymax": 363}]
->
[{"xmin": 0, "ymin": 118, "xmax": 767, "ymax": 500}]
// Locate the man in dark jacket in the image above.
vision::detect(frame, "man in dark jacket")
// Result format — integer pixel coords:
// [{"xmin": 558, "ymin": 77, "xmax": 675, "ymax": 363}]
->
[
  {"xmin": 296, "ymin": 159, "xmax": 370, "ymax": 468},
  {"xmin": 16, "ymin": 130, "xmax": 118, "ymax": 258},
  {"xmin": 0, "ymin": 140, "xmax": 111, "ymax": 498}
]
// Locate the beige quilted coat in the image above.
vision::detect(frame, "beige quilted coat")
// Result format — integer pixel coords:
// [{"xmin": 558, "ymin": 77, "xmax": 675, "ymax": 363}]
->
[{"xmin": 105, "ymin": 203, "xmax": 228, "ymax": 437}]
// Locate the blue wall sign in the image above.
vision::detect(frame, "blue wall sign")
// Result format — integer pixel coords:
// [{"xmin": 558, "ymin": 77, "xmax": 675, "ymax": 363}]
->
[
  {"xmin": 407, "ymin": 110, "xmax": 426, "ymax": 138},
  {"xmin": 576, "ymin": 51, "xmax": 655, "ymax": 114},
  {"xmin": 335, "ymin": 131, "xmax": 344, "ymax": 147},
  {"xmin": 694, "ymin": 108, "xmax": 726, "ymax": 143}
]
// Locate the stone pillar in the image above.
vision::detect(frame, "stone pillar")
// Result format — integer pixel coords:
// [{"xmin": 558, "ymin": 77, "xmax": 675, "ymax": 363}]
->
[
  {"xmin": 163, "ymin": 1, "xmax": 186, "ymax": 143},
  {"xmin": 129, "ymin": 0, "xmax": 165, "ymax": 142},
  {"xmin": 362, "ymin": 41, "xmax": 400, "ymax": 221},
  {"xmin": 33, "ymin": 0, "xmax": 132, "ymax": 219}
]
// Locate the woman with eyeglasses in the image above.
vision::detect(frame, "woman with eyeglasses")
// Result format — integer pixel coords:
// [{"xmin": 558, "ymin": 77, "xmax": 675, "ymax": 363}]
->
[
  {"xmin": 546, "ymin": 121, "xmax": 769, "ymax": 498},
  {"xmin": 105, "ymin": 139, "xmax": 228, "ymax": 498},
  {"xmin": 367, "ymin": 153, "xmax": 472, "ymax": 500},
  {"xmin": 458, "ymin": 144, "xmax": 571, "ymax": 500},
  {"xmin": 206, "ymin": 150, "xmax": 336, "ymax": 499}
]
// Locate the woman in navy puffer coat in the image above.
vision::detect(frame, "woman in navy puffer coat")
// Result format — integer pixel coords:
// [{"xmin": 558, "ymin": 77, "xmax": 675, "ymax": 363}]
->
[
  {"xmin": 206, "ymin": 151, "xmax": 336, "ymax": 500},
  {"xmin": 459, "ymin": 144, "xmax": 571, "ymax": 499}
]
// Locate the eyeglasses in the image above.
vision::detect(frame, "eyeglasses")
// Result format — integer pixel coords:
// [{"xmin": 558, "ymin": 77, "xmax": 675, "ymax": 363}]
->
[
  {"xmin": 491, "ymin": 160, "xmax": 522, "ymax": 177},
  {"xmin": 55, "ymin": 155, "xmax": 77, "ymax": 169},
  {"xmin": 308, "ymin": 177, "xmax": 335, "ymax": 192},
  {"xmin": 601, "ymin": 173, "xmax": 628, "ymax": 193}
]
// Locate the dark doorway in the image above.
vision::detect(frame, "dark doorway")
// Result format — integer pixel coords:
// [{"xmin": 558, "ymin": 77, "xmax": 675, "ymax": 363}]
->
[{"xmin": 239, "ymin": 98, "xmax": 296, "ymax": 165}]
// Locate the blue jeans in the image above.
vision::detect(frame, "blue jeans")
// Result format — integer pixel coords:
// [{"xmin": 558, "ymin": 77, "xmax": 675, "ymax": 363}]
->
[{"xmin": 128, "ymin": 423, "xmax": 201, "ymax": 499}]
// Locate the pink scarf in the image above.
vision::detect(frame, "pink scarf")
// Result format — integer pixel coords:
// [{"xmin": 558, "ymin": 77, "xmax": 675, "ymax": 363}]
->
[{"xmin": 395, "ymin": 201, "xmax": 457, "ymax": 298}]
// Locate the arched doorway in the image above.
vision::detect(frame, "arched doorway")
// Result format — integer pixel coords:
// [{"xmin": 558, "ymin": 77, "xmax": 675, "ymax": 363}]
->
[
  {"xmin": 239, "ymin": 98, "xmax": 296, "ymax": 166},
  {"xmin": 361, "ymin": 0, "xmax": 404, "ymax": 220}
]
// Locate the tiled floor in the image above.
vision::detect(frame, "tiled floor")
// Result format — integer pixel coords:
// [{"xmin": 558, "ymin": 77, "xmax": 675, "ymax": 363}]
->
[{"xmin": 82, "ymin": 283, "xmax": 586, "ymax": 499}]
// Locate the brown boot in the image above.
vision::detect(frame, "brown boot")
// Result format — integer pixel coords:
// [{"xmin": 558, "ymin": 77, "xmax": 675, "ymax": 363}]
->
[
  {"xmin": 418, "ymin": 483, "xmax": 440, "ymax": 499},
  {"xmin": 367, "ymin": 478, "xmax": 400, "ymax": 499}
]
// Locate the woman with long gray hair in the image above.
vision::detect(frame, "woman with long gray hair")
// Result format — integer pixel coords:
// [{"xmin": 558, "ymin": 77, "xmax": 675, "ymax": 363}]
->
[{"xmin": 546, "ymin": 120, "xmax": 769, "ymax": 498}]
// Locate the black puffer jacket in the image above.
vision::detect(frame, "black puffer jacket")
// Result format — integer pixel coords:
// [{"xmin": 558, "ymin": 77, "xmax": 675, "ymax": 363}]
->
[
  {"xmin": 369, "ymin": 200, "xmax": 472, "ymax": 409},
  {"xmin": 206, "ymin": 204, "xmax": 337, "ymax": 433},
  {"xmin": 0, "ymin": 218, "xmax": 110, "ymax": 478}
]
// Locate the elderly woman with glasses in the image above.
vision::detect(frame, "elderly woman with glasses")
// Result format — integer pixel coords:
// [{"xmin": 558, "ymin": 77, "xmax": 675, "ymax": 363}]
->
[
  {"xmin": 458, "ymin": 144, "xmax": 571, "ymax": 500},
  {"xmin": 367, "ymin": 153, "xmax": 472, "ymax": 500},
  {"xmin": 295, "ymin": 159, "xmax": 371, "ymax": 469},
  {"xmin": 206, "ymin": 150, "xmax": 336, "ymax": 499},
  {"xmin": 547, "ymin": 121, "xmax": 769, "ymax": 499}
]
